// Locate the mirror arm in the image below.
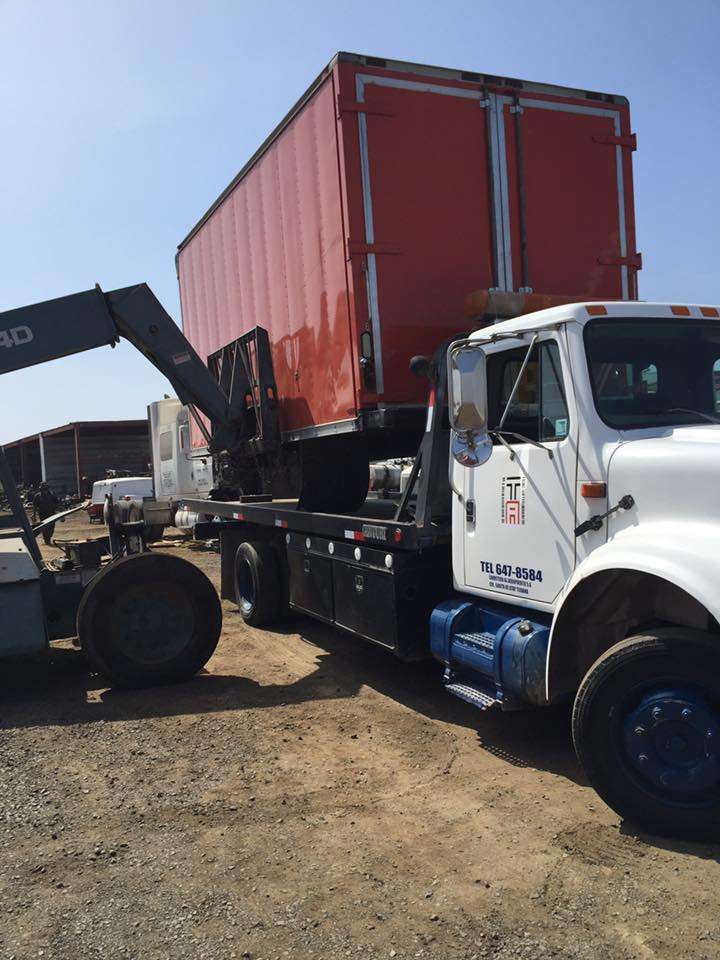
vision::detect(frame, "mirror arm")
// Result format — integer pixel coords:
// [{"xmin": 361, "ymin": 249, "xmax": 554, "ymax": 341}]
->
[
  {"xmin": 491, "ymin": 430, "xmax": 554, "ymax": 459},
  {"xmin": 490, "ymin": 430, "xmax": 516, "ymax": 460},
  {"xmin": 497, "ymin": 333, "xmax": 539, "ymax": 430}
]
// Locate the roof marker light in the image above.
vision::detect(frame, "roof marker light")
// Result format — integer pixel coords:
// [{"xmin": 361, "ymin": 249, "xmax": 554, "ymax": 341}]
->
[
  {"xmin": 671, "ymin": 305, "xmax": 691, "ymax": 316},
  {"xmin": 586, "ymin": 305, "xmax": 608, "ymax": 316},
  {"xmin": 700, "ymin": 307, "xmax": 719, "ymax": 318}
]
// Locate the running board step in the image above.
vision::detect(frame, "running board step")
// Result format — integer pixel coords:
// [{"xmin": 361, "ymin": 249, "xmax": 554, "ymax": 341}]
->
[{"xmin": 444, "ymin": 681, "xmax": 500, "ymax": 711}]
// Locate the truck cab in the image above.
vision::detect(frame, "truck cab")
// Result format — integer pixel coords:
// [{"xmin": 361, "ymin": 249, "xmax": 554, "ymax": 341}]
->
[{"xmin": 440, "ymin": 300, "xmax": 720, "ymax": 836}]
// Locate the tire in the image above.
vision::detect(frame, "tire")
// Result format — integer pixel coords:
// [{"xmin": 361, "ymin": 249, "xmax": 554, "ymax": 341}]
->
[
  {"xmin": 126, "ymin": 503, "xmax": 144, "ymax": 553},
  {"xmin": 234, "ymin": 541, "xmax": 287, "ymax": 627},
  {"xmin": 572, "ymin": 629, "xmax": 720, "ymax": 840},
  {"xmin": 299, "ymin": 435, "xmax": 369, "ymax": 513},
  {"xmin": 77, "ymin": 552, "xmax": 221, "ymax": 688},
  {"xmin": 145, "ymin": 524, "xmax": 165, "ymax": 543}
]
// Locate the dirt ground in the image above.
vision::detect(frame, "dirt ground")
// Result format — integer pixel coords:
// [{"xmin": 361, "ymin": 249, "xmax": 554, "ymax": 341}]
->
[{"xmin": 1, "ymin": 511, "xmax": 719, "ymax": 960}]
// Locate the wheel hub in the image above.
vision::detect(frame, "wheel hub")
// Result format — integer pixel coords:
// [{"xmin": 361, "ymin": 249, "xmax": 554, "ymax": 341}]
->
[
  {"xmin": 113, "ymin": 584, "xmax": 195, "ymax": 666},
  {"xmin": 624, "ymin": 688, "xmax": 720, "ymax": 796}
]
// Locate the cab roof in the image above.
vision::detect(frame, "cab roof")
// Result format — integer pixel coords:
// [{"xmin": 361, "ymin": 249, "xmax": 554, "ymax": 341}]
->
[{"xmin": 468, "ymin": 301, "xmax": 720, "ymax": 343}]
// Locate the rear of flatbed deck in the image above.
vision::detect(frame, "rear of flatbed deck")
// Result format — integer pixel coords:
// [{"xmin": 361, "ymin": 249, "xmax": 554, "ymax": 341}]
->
[
  {"xmin": 180, "ymin": 495, "xmax": 451, "ymax": 552},
  {"xmin": 180, "ymin": 495, "xmax": 452, "ymax": 660}
]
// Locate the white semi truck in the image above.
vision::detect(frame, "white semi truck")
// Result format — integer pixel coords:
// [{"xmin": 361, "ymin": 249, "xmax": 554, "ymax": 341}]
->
[
  {"xmin": 180, "ymin": 298, "xmax": 720, "ymax": 840},
  {"xmin": 142, "ymin": 398, "xmax": 214, "ymax": 536}
]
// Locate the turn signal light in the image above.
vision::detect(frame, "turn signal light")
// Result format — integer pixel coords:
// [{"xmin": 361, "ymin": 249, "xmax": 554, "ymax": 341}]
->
[{"xmin": 581, "ymin": 482, "xmax": 607, "ymax": 499}]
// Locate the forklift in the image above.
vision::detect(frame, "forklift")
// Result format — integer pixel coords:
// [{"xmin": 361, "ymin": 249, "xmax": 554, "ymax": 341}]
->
[{"xmin": 0, "ymin": 281, "xmax": 260, "ymax": 686}]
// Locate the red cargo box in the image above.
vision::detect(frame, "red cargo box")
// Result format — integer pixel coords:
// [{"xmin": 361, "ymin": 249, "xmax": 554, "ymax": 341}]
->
[{"xmin": 177, "ymin": 52, "xmax": 638, "ymax": 446}]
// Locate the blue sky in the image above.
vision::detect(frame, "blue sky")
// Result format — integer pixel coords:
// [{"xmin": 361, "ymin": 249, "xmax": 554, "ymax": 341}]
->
[{"xmin": 1, "ymin": 0, "xmax": 718, "ymax": 441}]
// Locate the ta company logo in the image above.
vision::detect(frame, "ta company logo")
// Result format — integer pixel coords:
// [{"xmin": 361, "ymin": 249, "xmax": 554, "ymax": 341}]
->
[{"xmin": 501, "ymin": 475, "xmax": 526, "ymax": 525}]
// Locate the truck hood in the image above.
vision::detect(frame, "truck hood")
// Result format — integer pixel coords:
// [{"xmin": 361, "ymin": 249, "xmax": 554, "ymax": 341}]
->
[{"xmin": 608, "ymin": 425, "xmax": 720, "ymax": 529}]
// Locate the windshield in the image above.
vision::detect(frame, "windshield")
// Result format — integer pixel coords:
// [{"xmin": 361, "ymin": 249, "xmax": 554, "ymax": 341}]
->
[{"xmin": 584, "ymin": 318, "xmax": 720, "ymax": 428}]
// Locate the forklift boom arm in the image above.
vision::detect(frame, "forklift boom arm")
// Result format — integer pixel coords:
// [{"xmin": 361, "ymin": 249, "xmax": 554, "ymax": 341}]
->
[{"xmin": 0, "ymin": 283, "xmax": 235, "ymax": 451}]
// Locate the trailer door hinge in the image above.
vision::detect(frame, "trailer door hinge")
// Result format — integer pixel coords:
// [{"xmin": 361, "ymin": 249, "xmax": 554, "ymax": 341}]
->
[
  {"xmin": 598, "ymin": 252, "xmax": 643, "ymax": 270},
  {"xmin": 509, "ymin": 104, "xmax": 524, "ymax": 115},
  {"xmin": 337, "ymin": 96, "xmax": 394, "ymax": 118},
  {"xmin": 593, "ymin": 133, "xmax": 637, "ymax": 150},
  {"xmin": 347, "ymin": 240, "xmax": 401, "ymax": 259}
]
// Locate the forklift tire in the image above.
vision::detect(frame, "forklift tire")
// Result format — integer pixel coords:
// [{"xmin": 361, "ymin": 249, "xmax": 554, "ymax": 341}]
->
[
  {"xmin": 234, "ymin": 541, "xmax": 286, "ymax": 627},
  {"xmin": 572, "ymin": 630, "xmax": 720, "ymax": 840},
  {"xmin": 77, "ymin": 552, "xmax": 221, "ymax": 688}
]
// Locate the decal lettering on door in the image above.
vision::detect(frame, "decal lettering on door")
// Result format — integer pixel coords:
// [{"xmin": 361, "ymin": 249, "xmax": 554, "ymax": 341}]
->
[
  {"xmin": 480, "ymin": 560, "xmax": 543, "ymax": 596},
  {"xmin": 500, "ymin": 475, "xmax": 526, "ymax": 525}
]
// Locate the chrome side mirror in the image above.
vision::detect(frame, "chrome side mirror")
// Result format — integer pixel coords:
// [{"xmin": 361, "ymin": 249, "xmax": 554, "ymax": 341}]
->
[{"xmin": 447, "ymin": 341, "xmax": 492, "ymax": 467}]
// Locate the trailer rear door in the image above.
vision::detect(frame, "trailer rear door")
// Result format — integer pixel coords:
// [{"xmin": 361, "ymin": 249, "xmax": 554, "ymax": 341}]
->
[
  {"xmin": 351, "ymin": 73, "xmax": 496, "ymax": 400},
  {"xmin": 503, "ymin": 94, "xmax": 636, "ymax": 302}
]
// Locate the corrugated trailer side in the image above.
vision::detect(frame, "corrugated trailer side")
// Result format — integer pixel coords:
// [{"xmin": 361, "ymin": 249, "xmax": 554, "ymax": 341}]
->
[{"xmin": 177, "ymin": 67, "xmax": 358, "ymax": 441}]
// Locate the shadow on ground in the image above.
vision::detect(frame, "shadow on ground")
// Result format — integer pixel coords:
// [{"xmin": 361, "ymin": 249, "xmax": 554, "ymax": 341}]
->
[
  {"xmin": 4, "ymin": 611, "xmax": 720, "ymax": 859},
  {"xmin": 0, "ymin": 610, "xmax": 578, "ymax": 780}
]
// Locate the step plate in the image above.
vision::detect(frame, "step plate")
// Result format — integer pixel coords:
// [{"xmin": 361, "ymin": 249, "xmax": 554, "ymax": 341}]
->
[
  {"xmin": 454, "ymin": 631, "xmax": 495, "ymax": 653},
  {"xmin": 445, "ymin": 681, "xmax": 500, "ymax": 711}
]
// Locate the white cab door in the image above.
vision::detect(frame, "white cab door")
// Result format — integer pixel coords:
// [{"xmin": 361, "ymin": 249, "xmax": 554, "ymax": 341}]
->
[{"xmin": 459, "ymin": 334, "xmax": 578, "ymax": 606}]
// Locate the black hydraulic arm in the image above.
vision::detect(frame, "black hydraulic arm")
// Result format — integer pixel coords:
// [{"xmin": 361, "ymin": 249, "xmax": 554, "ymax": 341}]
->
[{"xmin": 0, "ymin": 283, "xmax": 237, "ymax": 451}]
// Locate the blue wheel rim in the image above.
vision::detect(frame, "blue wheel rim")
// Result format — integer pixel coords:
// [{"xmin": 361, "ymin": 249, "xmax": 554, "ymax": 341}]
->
[{"xmin": 622, "ymin": 685, "xmax": 720, "ymax": 804}]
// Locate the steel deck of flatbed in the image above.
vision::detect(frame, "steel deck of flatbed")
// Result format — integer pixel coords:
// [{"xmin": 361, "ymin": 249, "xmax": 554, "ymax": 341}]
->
[{"xmin": 179, "ymin": 496, "xmax": 450, "ymax": 551}]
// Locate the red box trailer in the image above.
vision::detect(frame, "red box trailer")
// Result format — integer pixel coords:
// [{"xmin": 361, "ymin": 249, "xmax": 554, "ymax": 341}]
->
[{"xmin": 177, "ymin": 52, "xmax": 638, "ymax": 456}]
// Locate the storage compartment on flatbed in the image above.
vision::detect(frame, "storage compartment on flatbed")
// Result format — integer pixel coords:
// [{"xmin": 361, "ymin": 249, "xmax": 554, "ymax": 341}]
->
[{"xmin": 177, "ymin": 52, "xmax": 638, "ymax": 453}]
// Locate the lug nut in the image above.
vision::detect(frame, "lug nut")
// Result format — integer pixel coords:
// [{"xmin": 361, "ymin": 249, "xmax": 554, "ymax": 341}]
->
[
  {"xmin": 707, "ymin": 729, "xmax": 714, "ymax": 739},
  {"xmin": 681, "ymin": 708, "xmax": 693, "ymax": 721},
  {"xmin": 652, "ymin": 706, "xmax": 663, "ymax": 721},
  {"xmin": 637, "ymin": 753, "xmax": 648, "ymax": 764},
  {"xmin": 634, "ymin": 726, "xmax": 645, "ymax": 737}
]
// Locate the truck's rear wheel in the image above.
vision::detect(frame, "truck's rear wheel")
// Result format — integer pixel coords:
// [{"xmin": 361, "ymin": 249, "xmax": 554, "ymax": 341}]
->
[
  {"xmin": 572, "ymin": 630, "xmax": 720, "ymax": 840},
  {"xmin": 234, "ymin": 541, "xmax": 287, "ymax": 627},
  {"xmin": 77, "ymin": 553, "xmax": 221, "ymax": 688}
]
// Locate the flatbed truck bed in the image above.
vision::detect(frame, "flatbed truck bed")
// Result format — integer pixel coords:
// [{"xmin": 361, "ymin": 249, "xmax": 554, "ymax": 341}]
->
[
  {"xmin": 182, "ymin": 495, "xmax": 451, "ymax": 552},
  {"xmin": 181, "ymin": 493, "xmax": 452, "ymax": 662}
]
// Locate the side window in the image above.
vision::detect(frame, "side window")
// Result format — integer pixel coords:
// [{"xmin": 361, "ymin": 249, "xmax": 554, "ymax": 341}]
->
[
  {"xmin": 159, "ymin": 431, "xmax": 173, "ymax": 462},
  {"xmin": 488, "ymin": 342, "xmax": 569, "ymax": 443}
]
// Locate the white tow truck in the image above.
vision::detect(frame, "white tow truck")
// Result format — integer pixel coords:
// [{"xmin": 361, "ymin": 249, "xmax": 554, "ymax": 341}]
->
[{"xmin": 182, "ymin": 299, "xmax": 720, "ymax": 839}]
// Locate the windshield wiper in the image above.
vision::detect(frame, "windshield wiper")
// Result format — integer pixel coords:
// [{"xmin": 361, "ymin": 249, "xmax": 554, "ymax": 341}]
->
[{"xmin": 652, "ymin": 407, "xmax": 720, "ymax": 425}]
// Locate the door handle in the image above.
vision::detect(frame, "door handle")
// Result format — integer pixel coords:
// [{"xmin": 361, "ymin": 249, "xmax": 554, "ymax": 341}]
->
[{"xmin": 465, "ymin": 499, "xmax": 475, "ymax": 524}]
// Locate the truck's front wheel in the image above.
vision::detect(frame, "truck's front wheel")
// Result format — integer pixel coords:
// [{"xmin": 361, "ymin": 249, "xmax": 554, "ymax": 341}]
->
[{"xmin": 573, "ymin": 630, "xmax": 720, "ymax": 840}]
